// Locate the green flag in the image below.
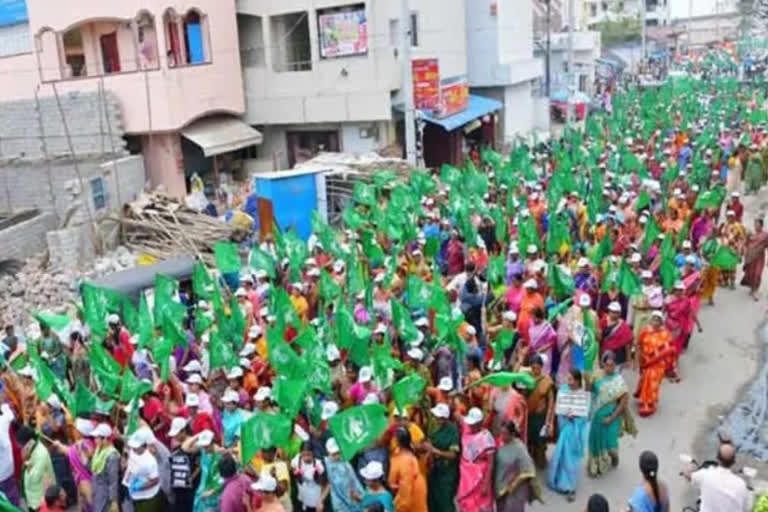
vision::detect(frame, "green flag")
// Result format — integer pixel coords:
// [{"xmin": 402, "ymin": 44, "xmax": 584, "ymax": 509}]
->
[
  {"xmin": 407, "ymin": 276, "xmax": 432, "ymax": 309},
  {"xmin": 152, "ymin": 336, "xmax": 174, "ymax": 382},
  {"xmin": 343, "ymin": 204, "xmax": 367, "ymax": 230},
  {"xmin": 492, "ymin": 330, "xmax": 517, "ymax": 364},
  {"xmin": 138, "ymin": 294, "xmax": 153, "ymax": 349},
  {"xmin": 209, "ymin": 330, "xmax": 238, "ymax": 371},
  {"xmin": 617, "ymin": 259, "xmax": 642, "ymax": 296},
  {"xmin": 353, "ymin": 182, "xmax": 376, "ymax": 206},
  {"xmin": 32, "ymin": 312, "xmax": 70, "ymax": 331},
  {"xmin": 392, "ymin": 373, "xmax": 426, "ymax": 411},
  {"xmin": 0, "ymin": 494, "xmax": 23, "ymax": 512},
  {"xmin": 547, "ymin": 262, "xmax": 575, "ymax": 300},
  {"xmin": 591, "ymin": 234, "xmax": 614, "ymax": 266},
  {"xmin": 468, "ymin": 371, "xmax": 535, "ymax": 389},
  {"xmin": 641, "ymin": 217, "xmax": 662, "ymax": 254},
  {"xmin": 319, "ymin": 270, "xmax": 342, "ymax": 303},
  {"xmin": 711, "ymin": 245, "xmax": 740, "ymax": 271},
  {"xmin": 267, "ymin": 332, "xmax": 305, "ymax": 379},
  {"xmin": 240, "ymin": 413, "xmax": 293, "ymax": 465},
  {"xmin": 328, "ymin": 404, "xmax": 389, "ymax": 461},
  {"xmin": 272, "ymin": 375, "xmax": 308, "ymax": 419},
  {"xmin": 191, "ymin": 262, "xmax": 214, "ymax": 300},
  {"xmin": 119, "ymin": 370, "xmax": 153, "ymax": 403},
  {"xmin": 583, "ymin": 310, "xmax": 598, "ymax": 372},
  {"xmin": 249, "ymin": 246, "xmax": 276, "ymax": 279},
  {"xmin": 487, "ymin": 254, "xmax": 506, "ymax": 286},
  {"xmin": 635, "ymin": 189, "xmax": 651, "ymax": 213},
  {"xmin": 74, "ymin": 380, "xmax": 114, "ymax": 418},
  {"xmin": 214, "ymin": 242, "xmax": 242, "ymax": 274},
  {"xmin": 391, "ymin": 299, "xmax": 419, "ymax": 342},
  {"xmin": 229, "ymin": 295, "xmax": 247, "ymax": 347}
]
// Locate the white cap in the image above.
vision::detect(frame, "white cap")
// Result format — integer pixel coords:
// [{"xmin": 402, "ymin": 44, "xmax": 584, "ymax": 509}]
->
[
  {"xmin": 408, "ymin": 330, "xmax": 425, "ymax": 346},
  {"xmin": 326, "ymin": 344, "xmax": 341, "ymax": 362},
  {"xmin": 362, "ymin": 392, "xmax": 380, "ymax": 405},
  {"xmin": 304, "ymin": 257, "xmax": 317, "ymax": 267},
  {"xmin": 406, "ymin": 347, "xmax": 424, "ymax": 360},
  {"xmin": 185, "ymin": 394, "xmax": 200, "ymax": 407},
  {"xmin": 196, "ymin": 430, "xmax": 214, "ymax": 447},
  {"xmin": 641, "ymin": 270, "xmax": 653, "ymax": 279},
  {"xmin": 465, "ymin": 325, "xmax": 477, "ymax": 336},
  {"xmin": 254, "ymin": 386, "xmax": 272, "ymax": 402},
  {"xmin": 17, "ymin": 366, "xmax": 35, "ymax": 378},
  {"xmin": 254, "ymin": 269, "xmax": 268, "ymax": 279},
  {"xmin": 252, "ymin": 474, "xmax": 278, "ymax": 492},
  {"xmin": 682, "ymin": 240, "xmax": 692, "ymax": 249},
  {"xmin": 168, "ymin": 417, "xmax": 188, "ymax": 437},
  {"xmin": 183, "ymin": 360, "xmax": 203, "ymax": 373},
  {"xmin": 509, "ymin": 244, "xmax": 520, "ymax": 254},
  {"xmin": 732, "ymin": 191, "xmax": 741, "ymax": 197},
  {"xmin": 248, "ymin": 325, "xmax": 263, "ymax": 339},
  {"xmin": 259, "ymin": 306, "xmax": 269, "ymax": 317},
  {"xmin": 240, "ymin": 274, "xmax": 254, "ymax": 284},
  {"xmin": 123, "ymin": 399, "xmax": 144, "ymax": 413},
  {"xmin": 437, "ymin": 376, "xmax": 453, "ymax": 391},
  {"xmin": 186, "ymin": 374, "xmax": 203, "ymax": 385},
  {"xmin": 414, "ymin": 317, "xmax": 429, "ymax": 327},
  {"xmin": 234, "ymin": 287, "xmax": 247, "ymax": 298},
  {"xmin": 93, "ymin": 423, "xmax": 112, "ymax": 438},
  {"xmin": 631, "ymin": 252, "xmax": 642, "ymax": 263},
  {"xmin": 222, "ymin": 389, "xmax": 240, "ymax": 403},
  {"xmin": 239, "ymin": 343, "xmax": 257, "ymax": 357},
  {"xmin": 75, "ymin": 418, "xmax": 95, "ymax": 437},
  {"xmin": 727, "ymin": 209, "xmax": 736, "ymax": 216},
  {"xmin": 578, "ymin": 294, "xmax": 591, "ymax": 307},
  {"xmin": 307, "ymin": 267, "xmax": 320, "ymax": 277},
  {"xmin": 129, "ymin": 335, "xmax": 139, "ymax": 345},
  {"xmin": 685, "ymin": 254, "xmax": 697, "ymax": 264},
  {"xmin": 291, "ymin": 282, "xmax": 304, "ymax": 292},
  {"xmin": 464, "ymin": 407, "xmax": 484, "ymax": 426},
  {"xmin": 608, "ymin": 301, "xmax": 622, "ymax": 313},
  {"xmin": 651, "ymin": 310, "xmax": 665, "ymax": 319},
  {"xmin": 127, "ymin": 434, "xmax": 144, "ymax": 449},
  {"xmin": 226, "ymin": 367, "xmax": 244, "ymax": 380},
  {"xmin": 333, "ymin": 260, "xmax": 345, "ymax": 272},
  {"xmin": 358, "ymin": 366, "xmax": 373, "ymax": 383},
  {"xmin": 527, "ymin": 244, "xmax": 538, "ymax": 254},
  {"xmin": 107, "ymin": 314, "xmax": 120, "ymax": 325},
  {"xmin": 46, "ymin": 394, "xmax": 61, "ymax": 409},
  {"xmin": 523, "ymin": 279, "xmax": 538, "ymax": 289},
  {"xmin": 431, "ymin": 403, "xmax": 451, "ymax": 419},
  {"xmin": 321, "ymin": 401, "xmax": 339, "ymax": 420},
  {"xmin": 373, "ymin": 323, "xmax": 387, "ymax": 335},
  {"xmin": 502, "ymin": 310, "xmax": 518, "ymax": 323},
  {"xmin": 674, "ymin": 280, "xmax": 685, "ymax": 290},
  {"xmin": 360, "ymin": 461, "xmax": 384, "ymax": 480},
  {"xmin": 577, "ymin": 257, "xmax": 590, "ymax": 267},
  {"xmin": 239, "ymin": 357, "xmax": 251, "ymax": 368},
  {"xmin": 325, "ymin": 437, "xmax": 340, "ymax": 455}
]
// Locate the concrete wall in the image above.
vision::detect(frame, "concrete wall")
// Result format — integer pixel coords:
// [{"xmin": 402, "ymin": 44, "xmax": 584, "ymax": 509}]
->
[
  {"xmin": 0, "ymin": 90, "xmax": 124, "ymax": 159},
  {"xmin": 475, "ymin": 82, "xmax": 536, "ymax": 146},
  {"xmin": 0, "ymin": 211, "xmax": 58, "ymax": 262},
  {"xmin": 0, "ymin": 155, "xmax": 146, "ymax": 222},
  {"xmin": 3, "ymin": 0, "xmax": 246, "ymax": 133}
]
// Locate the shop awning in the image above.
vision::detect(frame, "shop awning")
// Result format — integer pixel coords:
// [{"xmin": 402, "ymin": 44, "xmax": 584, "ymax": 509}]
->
[
  {"xmin": 395, "ymin": 94, "xmax": 503, "ymax": 132},
  {"xmin": 181, "ymin": 116, "xmax": 262, "ymax": 157}
]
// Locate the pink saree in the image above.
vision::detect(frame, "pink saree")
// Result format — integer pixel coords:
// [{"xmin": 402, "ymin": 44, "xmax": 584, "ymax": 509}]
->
[
  {"xmin": 665, "ymin": 296, "xmax": 693, "ymax": 356},
  {"xmin": 457, "ymin": 424, "xmax": 497, "ymax": 512},
  {"xmin": 528, "ymin": 321, "xmax": 557, "ymax": 374}
]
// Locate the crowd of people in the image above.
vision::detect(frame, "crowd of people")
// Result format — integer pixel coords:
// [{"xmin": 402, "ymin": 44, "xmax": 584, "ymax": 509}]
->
[{"xmin": 0, "ymin": 55, "xmax": 766, "ymax": 512}]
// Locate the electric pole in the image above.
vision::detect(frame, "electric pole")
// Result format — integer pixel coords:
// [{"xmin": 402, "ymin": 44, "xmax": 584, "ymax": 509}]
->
[
  {"xmin": 401, "ymin": 0, "xmax": 417, "ymax": 166},
  {"xmin": 566, "ymin": 0, "xmax": 576, "ymax": 124},
  {"xmin": 641, "ymin": 0, "xmax": 647, "ymax": 60},
  {"xmin": 546, "ymin": 0, "xmax": 551, "ymax": 97}
]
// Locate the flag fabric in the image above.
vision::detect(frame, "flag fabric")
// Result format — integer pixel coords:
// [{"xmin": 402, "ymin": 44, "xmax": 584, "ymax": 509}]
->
[
  {"xmin": 642, "ymin": 217, "xmax": 662, "ymax": 254},
  {"xmin": 548, "ymin": 262, "xmax": 575, "ymax": 300},
  {"xmin": 353, "ymin": 182, "xmax": 376, "ymax": 206},
  {"xmin": 328, "ymin": 404, "xmax": 389, "ymax": 461},
  {"xmin": 191, "ymin": 261, "xmax": 214, "ymax": 300},
  {"xmin": 319, "ymin": 270, "xmax": 342, "ymax": 303},
  {"xmin": 209, "ymin": 330, "xmax": 238, "ymax": 371},
  {"xmin": 591, "ymin": 233, "xmax": 614, "ymax": 265},
  {"xmin": 392, "ymin": 373, "xmax": 426, "ymax": 410},
  {"xmin": 711, "ymin": 245, "xmax": 740, "ymax": 270},
  {"xmin": 272, "ymin": 376, "xmax": 308, "ymax": 419},
  {"xmin": 406, "ymin": 276, "xmax": 432, "ymax": 309},
  {"xmin": 214, "ymin": 242, "xmax": 242, "ymax": 274},
  {"xmin": 617, "ymin": 259, "xmax": 642, "ymax": 296},
  {"xmin": 249, "ymin": 246, "xmax": 276, "ymax": 279},
  {"xmin": 240, "ymin": 413, "xmax": 293, "ymax": 464},
  {"xmin": 468, "ymin": 372, "xmax": 536, "ymax": 389},
  {"xmin": 487, "ymin": 254, "xmax": 506, "ymax": 286}
]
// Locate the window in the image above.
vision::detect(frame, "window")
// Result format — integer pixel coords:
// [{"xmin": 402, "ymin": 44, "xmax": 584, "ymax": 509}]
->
[
  {"xmin": 237, "ymin": 14, "xmax": 265, "ymax": 67},
  {"xmin": 590, "ymin": 4, "xmax": 597, "ymax": 16},
  {"xmin": 163, "ymin": 9, "xmax": 182, "ymax": 67},
  {"xmin": 410, "ymin": 12, "xmax": 418, "ymax": 47},
  {"xmin": 601, "ymin": 1, "xmax": 608, "ymax": 11},
  {"xmin": 62, "ymin": 28, "xmax": 86, "ymax": 77},
  {"xmin": 90, "ymin": 177, "xmax": 108, "ymax": 210},
  {"xmin": 271, "ymin": 11, "xmax": 311, "ymax": 71},
  {"xmin": 184, "ymin": 11, "xmax": 204, "ymax": 64},
  {"xmin": 0, "ymin": 22, "xmax": 31, "ymax": 57},
  {"xmin": 100, "ymin": 32, "xmax": 121, "ymax": 73}
]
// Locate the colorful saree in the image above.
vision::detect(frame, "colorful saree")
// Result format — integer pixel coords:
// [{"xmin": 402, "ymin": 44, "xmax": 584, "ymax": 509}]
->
[
  {"xmin": 528, "ymin": 321, "xmax": 557, "ymax": 374},
  {"xmin": 587, "ymin": 371, "xmax": 633, "ymax": 477},
  {"xmin": 457, "ymin": 425, "xmax": 496, "ymax": 512},
  {"xmin": 427, "ymin": 422, "xmax": 460, "ymax": 512},
  {"xmin": 494, "ymin": 439, "xmax": 538, "ymax": 512},
  {"xmin": 636, "ymin": 327, "xmax": 675, "ymax": 417},
  {"xmin": 547, "ymin": 385, "xmax": 589, "ymax": 494},
  {"xmin": 741, "ymin": 230, "xmax": 768, "ymax": 290},
  {"xmin": 526, "ymin": 375, "xmax": 554, "ymax": 468}
]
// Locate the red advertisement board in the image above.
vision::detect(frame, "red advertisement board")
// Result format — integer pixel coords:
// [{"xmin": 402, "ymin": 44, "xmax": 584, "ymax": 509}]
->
[
  {"xmin": 412, "ymin": 58, "xmax": 440, "ymax": 111},
  {"xmin": 438, "ymin": 78, "xmax": 469, "ymax": 118}
]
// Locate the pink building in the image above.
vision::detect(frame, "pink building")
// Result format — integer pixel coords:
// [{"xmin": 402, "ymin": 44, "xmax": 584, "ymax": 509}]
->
[{"xmin": 0, "ymin": 0, "xmax": 259, "ymax": 197}]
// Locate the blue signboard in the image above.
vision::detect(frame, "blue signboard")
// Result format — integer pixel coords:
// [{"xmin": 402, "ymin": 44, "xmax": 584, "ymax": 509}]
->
[{"xmin": 0, "ymin": 0, "xmax": 28, "ymax": 28}]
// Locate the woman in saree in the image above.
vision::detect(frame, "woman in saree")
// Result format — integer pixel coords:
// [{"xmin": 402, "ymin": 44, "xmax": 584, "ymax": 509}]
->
[
  {"xmin": 457, "ymin": 407, "xmax": 496, "ymax": 512},
  {"xmin": 489, "ymin": 382, "xmax": 529, "ymax": 444},
  {"xmin": 494, "ymin": 421, "xmax": 540, "ymax": 512},
  {"xmin": 599, "ymin": 301, "xmax": 634, "ymax": 368},
  {"xmin": 632, "ymin": 270, "xmax": 664, "ymax": 341},
  {"xmin": 626, "ymin": 451, "xmax": 670, "ymax": 512},
  {"xmin": 555, "ymin": 300, "xmax": 587, "ymax": 386},
  {"xmin": 681, "ymin": 258, "xmax": 702, "ymax": 347},
  {"xmin": 388, "ymin": 427, "xmax": 427, "ymax": 512},
  {"xmin": 425, "ymin": 403, "xmax": 459, "ymax": 512},
  {"xmin": 321, "ymin": 438, "xmax": 364, "ymax": 512},
  {"xmin": 51, "ymin": 418, "xmax": 95, "ymax": 512},
  {"xmin": 745, "ymin": 146, "xmax": 764, "ymax": 194},
  {"xmin": 517, "ymin": 279, "xmax": 545, "ymax": 343},
  {"xmin": 181, "ymin": 431, "xmax": 222, "ymax": 512},
  {"xmin": 505, "ymin": 271, "xmax": 525, "ymax": 314},
  {"xmin": 526, "ymin": 355, "xmax": 555, "ymax": 469},
  {"xmin": 699, "ymin": 236, "xmax": 721, "ymax": 305},
  {"xmin": 719, "ymin": 210, "xmax": 746, "ymax": 288},
  {"xmin": 741, "ymin": 217, "xmax": 768, "ymax": 300},
  {"xmin": 691, "ymin": 209, "xmax": 715, "ymax": 251},
  {"xmin": 588, "ymin": 351, "xmax": 634, "ymax": 477},
  {"xmin": 636, "ymin": 311, "xmax": 675, "ymax": 417},
  {"xmin": 664, "ymin": 281, "xmax": 692, "ymax": 381},
  {"xmin": 527, "ymin": 308, "xmax": 557, "ymax": 375},
  {"xmin": 548, "ymin": 369, "xmax": 588, "ymax": 502}
]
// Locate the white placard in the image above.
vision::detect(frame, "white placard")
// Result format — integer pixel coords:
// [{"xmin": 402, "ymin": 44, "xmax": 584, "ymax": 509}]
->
[{"xmin": 555, "ymin": 390, "xmax": 591, "ymax": 417}]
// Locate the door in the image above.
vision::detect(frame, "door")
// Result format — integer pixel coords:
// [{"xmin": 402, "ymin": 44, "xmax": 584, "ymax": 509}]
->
[{"xmin": 100, "ymin": 32, "xmax": 121, "ymax": 73}]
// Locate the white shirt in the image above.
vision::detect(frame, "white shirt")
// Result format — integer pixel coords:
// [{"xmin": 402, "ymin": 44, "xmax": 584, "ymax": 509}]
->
[
  {"xmin": 290, "ymin": 455, "xmax": 325, "ymax": 508},
  {"xmin": 0, "ymin": 404, "xmax": 15, "ymax": 480},
  {"xmin": 691, "ymin": 466, "xmax": 751, "ymax": 512},
  {"xmin": 125, "ymin": 450, "xmax": 160, "ymax": 501}
]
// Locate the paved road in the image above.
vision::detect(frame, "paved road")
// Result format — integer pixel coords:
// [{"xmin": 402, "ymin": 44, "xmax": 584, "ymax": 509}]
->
[{"xmin": 532, "ymin": 188, "xmax": 768, "ymax": 511}]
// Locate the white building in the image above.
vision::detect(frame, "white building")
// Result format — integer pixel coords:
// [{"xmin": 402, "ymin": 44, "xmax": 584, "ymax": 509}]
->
[
  {"xmin": 236, "ymin": 0, "xmax": 542, "ymax": 169},
  {"xmin": 534, "ymin": 31, "xmax": 601, "ymax": 96}
]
